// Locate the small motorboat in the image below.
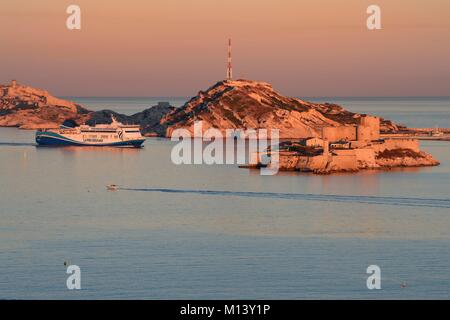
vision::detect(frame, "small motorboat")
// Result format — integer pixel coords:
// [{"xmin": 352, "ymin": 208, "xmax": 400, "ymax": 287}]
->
[{"xmin": 106, "ymin": 184, "xmax": 119, "ymax": 191}]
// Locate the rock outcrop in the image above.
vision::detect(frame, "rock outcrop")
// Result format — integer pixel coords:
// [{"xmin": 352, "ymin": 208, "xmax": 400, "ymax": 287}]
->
[
  {"xmin": 160, "ymin": 79, "xmax": 398, "ymax": 138},
  {"xmin": 0, "ymin": 80, "xmax": 90, "ymax": 129},
  {"xmin": 375, "ymin": 148, "xmax": 440, "ymax": 168},
  {"xmin": 276, "ymin": 148, "xmax": 439, "ymax": 174},
  {"xmin": 264, "ymin": 138, "xmax": 440, "ymax": 174},
  {"xmin": 86, "ymin": 102, "xmax": 175, "ymax": 136},
  {"xmin": 0, "ymin": 81, "xmax": 175, "ymax": 134},
  {"xmin": 0, "ymin": 79, "xmax": 400, "ymax": 137}
]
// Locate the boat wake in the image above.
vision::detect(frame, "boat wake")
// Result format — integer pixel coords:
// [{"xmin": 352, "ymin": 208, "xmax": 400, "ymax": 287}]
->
[
  {"xmin": 119, "ymin": 187, "xmax": 450, "ymax": 209},
  {"xmin": 0, "ymin": 142, "xmax": 36, "ymax": 146}
]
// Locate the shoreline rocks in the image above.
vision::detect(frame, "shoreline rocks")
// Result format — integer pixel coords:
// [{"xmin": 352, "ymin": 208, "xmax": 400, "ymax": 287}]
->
[
  {"xmin": 375, "ymin": 148, "xmax": 440, "ymax": 169},
  {"xmin": 272, "ymin": 146, "xmax": 440, "ymax": 175},
  {"xmin": 0, "ymin": 80, "xmax": 90, "ymax": 129},
  {"xmin": 0, "ymin": 81, "xmax": 175, "ymax": 135}
]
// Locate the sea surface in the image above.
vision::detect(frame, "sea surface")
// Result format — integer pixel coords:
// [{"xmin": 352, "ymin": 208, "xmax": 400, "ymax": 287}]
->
[{"xmin": 0, "ymin": 97, "xmax": 449, "ymax": 299}]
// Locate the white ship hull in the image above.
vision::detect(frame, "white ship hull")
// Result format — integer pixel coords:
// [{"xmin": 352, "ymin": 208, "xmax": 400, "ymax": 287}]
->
[{"xmin": 36, "ymin": 124, "xmax": 145, "ymax": 148}]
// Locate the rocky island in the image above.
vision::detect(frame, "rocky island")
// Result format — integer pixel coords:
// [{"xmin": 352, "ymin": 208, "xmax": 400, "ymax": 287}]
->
[
  {"xmin": 159, "ymin": 79, "xmax": 439, "ymax": 173},
  {"xmin": 0, "ymin": 80, "xmax": 90, "ymax": 129},
  {"xmin": 0, "ymin": 80, "xmax": 174, "ymax": 135},
  {"xmin": 251, "ymin": 116, "xmax": 440, "ymax": 174},
  {"xmin": 159, "ymin": 79, "xmax": 399, "ymax": 138},
  {"xmin": 0, "ymin": 79, "xmax": 401, "ymax": 137},
  {"xmin": 0, "ymin": 79, "xmax": 440, "ymax": 173}
]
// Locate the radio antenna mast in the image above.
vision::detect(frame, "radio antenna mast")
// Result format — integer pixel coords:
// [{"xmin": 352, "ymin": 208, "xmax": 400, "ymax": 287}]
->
[{"xmin": 226, "ymin": 38, "xmax": 233, "ymax": 81}]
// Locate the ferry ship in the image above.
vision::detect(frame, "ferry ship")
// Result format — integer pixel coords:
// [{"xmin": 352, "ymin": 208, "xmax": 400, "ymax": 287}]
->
[{"xmin": 35, "ymin": 123, "xmax": 146, "ymax": 147}]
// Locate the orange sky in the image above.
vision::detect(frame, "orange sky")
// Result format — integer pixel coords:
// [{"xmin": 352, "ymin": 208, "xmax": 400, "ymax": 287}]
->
[{"xmin": 0, "ymin": 0, "xmax": 449, "ymax": 97}]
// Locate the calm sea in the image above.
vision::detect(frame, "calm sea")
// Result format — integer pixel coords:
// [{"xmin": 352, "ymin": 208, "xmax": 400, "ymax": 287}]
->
[{"xmin": 0, "ymin": 97, "xmax": 449, "ymax": 299}]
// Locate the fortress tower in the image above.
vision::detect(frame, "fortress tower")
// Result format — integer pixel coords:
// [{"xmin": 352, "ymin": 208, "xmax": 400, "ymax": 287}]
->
[{"xmin": 357, "ymin": 115, "xmax": 380, "ymax": 141}]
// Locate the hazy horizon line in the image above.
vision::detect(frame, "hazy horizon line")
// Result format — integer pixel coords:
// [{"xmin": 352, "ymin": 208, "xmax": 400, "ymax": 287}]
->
[{"xmin": 63, "ymin": 95, "xmax": 450, "ymax": 100}]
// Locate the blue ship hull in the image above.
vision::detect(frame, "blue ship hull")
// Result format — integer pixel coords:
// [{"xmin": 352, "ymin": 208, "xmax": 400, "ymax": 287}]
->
[{"xmin": 36, "ymin": 131, "xmax": 145, "ymax": 148}]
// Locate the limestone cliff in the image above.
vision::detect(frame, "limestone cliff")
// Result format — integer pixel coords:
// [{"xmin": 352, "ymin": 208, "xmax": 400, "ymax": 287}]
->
[
  {"xmin": 0, "ymin": 81, "xmax": 90, "ymax": 129},
  {"xmin": 0, "ymin": 81, "xmax": 175, "ymax": 133},
  {"xmin": 161, "ymin": 79, "xmax": 398, "ymax": 138}
]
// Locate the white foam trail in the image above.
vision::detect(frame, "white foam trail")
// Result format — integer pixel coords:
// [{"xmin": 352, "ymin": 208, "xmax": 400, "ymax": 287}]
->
[{"xmin": 119, "ymin": 188, "xmax": 450, "ymax": 209}]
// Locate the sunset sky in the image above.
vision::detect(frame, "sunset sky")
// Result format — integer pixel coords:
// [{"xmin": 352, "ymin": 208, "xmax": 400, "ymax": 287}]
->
[{"xmin": 1, "ymin": 0, "xmax": 449, "ymax": 97}]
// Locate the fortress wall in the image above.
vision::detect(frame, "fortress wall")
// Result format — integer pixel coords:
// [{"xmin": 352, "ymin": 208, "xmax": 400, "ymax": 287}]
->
[
  {"xmin": 350, "ymin": 140, "xmax": 370, "ymax": 148},
  {"xmin": 373, "ymin": 139, "xmax": 420, "ymax": 153},
  {"xmin": 356, "ymin": 125, "xmax": 372, "ymax": 142},
  {"xmin": 300, "ymin": 154, "xmax": 329, "ymax": 171},
  {"xmin": 327, "ymin": 154, "xmax": 358, "ymax": 171},
  {"xmin": 360, "ymin": 116, "xmax": 380, "ymax": 131},
  {"xmin": 332, "ymin": 149, "xmax": 356, "ymax": 156},
  {"xmin": 322, "ymin": 126, "xmax": 357, "ymax": 142},
  {"xmin": 323, "ymin": 140, "xmax": 329, "ymax": 155},
  {"xmin": 354, "ymin": 148, "xmax": 376, "ymax": 166},
  {"xmin": 357, "ymin": 116, "xmax": 380, "ymax": 141}
]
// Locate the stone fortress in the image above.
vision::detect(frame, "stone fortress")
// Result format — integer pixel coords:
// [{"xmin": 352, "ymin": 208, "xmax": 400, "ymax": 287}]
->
[{"xmin": 254, "ymin": 115, "xmax": 438, "ymax": 174}]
